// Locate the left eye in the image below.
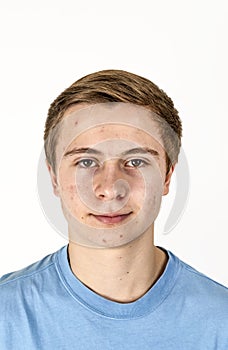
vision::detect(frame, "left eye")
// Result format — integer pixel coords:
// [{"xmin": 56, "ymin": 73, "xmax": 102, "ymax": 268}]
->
[{"xmin": 125, "ymin": 159, "xmax": 146, "ymax": 168}]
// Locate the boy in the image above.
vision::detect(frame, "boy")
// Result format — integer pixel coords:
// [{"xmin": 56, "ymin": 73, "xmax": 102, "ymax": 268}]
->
[{"xmin": 0, "ymin": 70, "xmax": 227, "ymax": 349}]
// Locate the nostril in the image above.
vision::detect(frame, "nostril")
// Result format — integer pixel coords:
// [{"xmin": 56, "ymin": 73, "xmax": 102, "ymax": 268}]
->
[{"xmin": 94, "ymin": 179, "xmax": 130, "ymax": 201}]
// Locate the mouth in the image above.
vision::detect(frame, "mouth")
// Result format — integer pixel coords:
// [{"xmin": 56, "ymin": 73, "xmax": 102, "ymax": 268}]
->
[{"xmin": 90, "ymin": 212, "xmax": 133, "ymax": 224}]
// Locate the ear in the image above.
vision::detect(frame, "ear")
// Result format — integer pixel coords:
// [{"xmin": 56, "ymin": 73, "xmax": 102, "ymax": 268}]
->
[
  {"xmin": 46, "ymin": 160, "xmax": 60, "ymax": 197},
  {"xmin": 163, "ymin": 164, "xmax": 176, "ymax": 196}
]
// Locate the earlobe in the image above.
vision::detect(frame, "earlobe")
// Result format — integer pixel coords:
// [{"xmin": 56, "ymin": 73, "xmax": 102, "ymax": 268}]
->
[
  {"xmin": 45, "ymin": 160, "xmax": 60, "ymax": 197},
  {"xmin": 163, "ymin": 164, "xmax": 176, "ymax": 196}
]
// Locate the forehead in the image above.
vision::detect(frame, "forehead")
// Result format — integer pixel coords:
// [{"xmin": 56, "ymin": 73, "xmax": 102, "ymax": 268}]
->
[
  {"xmin": 61, "ymin": 102, "xmax": 161, "ymax": 137},
  {"xmin": 54, "ymin": 103, "xmax": 165, "ymax": 162},
  {"xmin": 66, "ymin": 124, "xmax": 163, "ymax": 154}
]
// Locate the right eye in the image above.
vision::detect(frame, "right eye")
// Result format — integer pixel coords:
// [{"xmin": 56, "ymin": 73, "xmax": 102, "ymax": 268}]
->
[{"xmin": 74, "ymin": 159, "xmax": 98, "ymax": 168}]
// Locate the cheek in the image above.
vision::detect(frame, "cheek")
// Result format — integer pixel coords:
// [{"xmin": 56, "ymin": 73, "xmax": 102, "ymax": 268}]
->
[
  {"xmin": 129, "ymin": 174, "xmax": 146, "ymax": 203},
  {"xmin": 58, "ymin": 168, "xmax": 87, "ymax": 214},
  {"xmin": 142, "ymin": 168, "xmax": 164, "ymax": 202},
  {"xmin": 129, "ymin": 167, "xmax": 162, "ymax": 203},
  {"xmin": 58, "ymin": 169, "xmax": 78, "ymax": 203},
  {"xmin": 67, "ymin": 185, "xmax": 77, "ymax": 200},
  {"xmin": 60, "ymin": 185, "xmax": 84, "ymax": 217},
  {"xmin": 58, "ymin": 164, "xmax": 76, "ymax": 192},
  {"xmin": 60, "ymin": 186, "xmax": 77, "ymax": 209}
]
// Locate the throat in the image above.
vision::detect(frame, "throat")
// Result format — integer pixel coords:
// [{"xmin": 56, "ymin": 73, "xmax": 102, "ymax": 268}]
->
[{"xmin": 67, "ymin": 240, "xmax": 168, "ymax": 303}]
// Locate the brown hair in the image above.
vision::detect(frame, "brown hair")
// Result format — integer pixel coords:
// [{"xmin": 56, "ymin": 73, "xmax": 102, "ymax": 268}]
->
[{"xmin": 44, "ymin": 69, "xmax": 182, "ymax": 173}]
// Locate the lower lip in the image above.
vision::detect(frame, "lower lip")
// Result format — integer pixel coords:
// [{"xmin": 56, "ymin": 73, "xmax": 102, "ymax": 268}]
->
[{"xmin": 92, "ymin": 213, "xmax": 131, "ymax": 224}]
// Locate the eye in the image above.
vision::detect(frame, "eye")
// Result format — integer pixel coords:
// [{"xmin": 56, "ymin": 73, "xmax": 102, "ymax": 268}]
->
[
  {"xmin": 74, "ymin": 158, "xmax": 98, "ymax": 168},
  {"xmin": 125, "ymin": 159, "xmax": 147, "ymax": 168}
]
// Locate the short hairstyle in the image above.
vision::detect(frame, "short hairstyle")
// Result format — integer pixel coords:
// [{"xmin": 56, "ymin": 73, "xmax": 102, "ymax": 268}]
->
[{"xmin": 44, "ymin": 69, "xmax": 182, "ymax": 174}]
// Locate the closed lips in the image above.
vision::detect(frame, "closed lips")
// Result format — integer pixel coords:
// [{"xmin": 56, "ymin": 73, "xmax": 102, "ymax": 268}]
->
[{"xmin": 91, "ymin": 212, "xmax": 132, "ymax": 224}]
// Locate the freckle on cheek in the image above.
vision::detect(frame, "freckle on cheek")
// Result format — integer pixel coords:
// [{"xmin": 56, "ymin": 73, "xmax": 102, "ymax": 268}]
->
[
  {"xmin": 120, "ymin": 235, "xmax": 123, "ymax": 238},
  {"xmin": 69, "ymin": 185, "xmax": 74, "ymax": 190},
  {"xmin": 102, "ymin": 239, "xmax": 107, "ymax": 243}
]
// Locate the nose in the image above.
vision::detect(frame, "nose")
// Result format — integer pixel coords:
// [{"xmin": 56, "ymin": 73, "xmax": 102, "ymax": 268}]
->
[{"xmin": 93, "ymin": 160, "xmax": 128, "ymax": 201}]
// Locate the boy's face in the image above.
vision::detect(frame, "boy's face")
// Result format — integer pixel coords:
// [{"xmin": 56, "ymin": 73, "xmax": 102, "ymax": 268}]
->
[{"xmin": 48, "ymin": 103, "xmax": 175, "ymax": 248}]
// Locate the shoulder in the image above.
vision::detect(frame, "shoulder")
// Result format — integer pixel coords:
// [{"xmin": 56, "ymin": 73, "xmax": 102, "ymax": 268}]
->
[
  {"xmin": 0, "ymin": 246, "xmax": 66, "ymax": 296},
  {"xmin": 178, "ymin": 255, "xmax": 228, "ymax": 295},
  {"xmin": 1, "ymin": 251, "xmax": 54, "ymax": 285},
  {"xmin": 164, "ymin": 250, "xmax": 228, "ymax": 341},
  {"xmin": 171, "ymin": 251, "xmax": 228, "ymax": 320}
]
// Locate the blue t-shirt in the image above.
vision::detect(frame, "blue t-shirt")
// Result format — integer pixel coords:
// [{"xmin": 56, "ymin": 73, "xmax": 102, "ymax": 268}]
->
[{"xmin": 0, "ymin": 245, "xmax": 227, "ymax": 349}]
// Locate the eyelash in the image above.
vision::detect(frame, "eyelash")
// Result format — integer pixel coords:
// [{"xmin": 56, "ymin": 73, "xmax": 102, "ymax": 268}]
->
[{"xmin": 73, "ymin": 158, "xmax": 148, "ymax": 169}]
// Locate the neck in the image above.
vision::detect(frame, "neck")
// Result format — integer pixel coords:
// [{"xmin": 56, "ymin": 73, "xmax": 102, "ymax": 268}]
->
[{"xmin": 68, "ymin": 227, "xmax": 168, "ymax": 303}]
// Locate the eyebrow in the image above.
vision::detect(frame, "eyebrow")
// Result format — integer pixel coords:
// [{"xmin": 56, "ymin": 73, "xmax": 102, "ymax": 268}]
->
[{"xmin": 64, "ymin": 147, "xmax": 159, "ymax": 157}]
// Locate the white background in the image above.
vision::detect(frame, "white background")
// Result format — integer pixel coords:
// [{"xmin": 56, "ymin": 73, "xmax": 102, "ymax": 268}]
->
[{"xmin": 0, "ymin": 0, "xmax": 227, "ymax": 286}]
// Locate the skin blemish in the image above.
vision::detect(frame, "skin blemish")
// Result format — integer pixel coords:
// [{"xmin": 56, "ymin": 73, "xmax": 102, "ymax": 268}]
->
[
  {"xmin": 118, "ymin": 256, "xmax": 122, "ymax": 259},
  {"xmin": 120, "ymin": 235, "xmax": 123, "ymax": 238},
  {"xmin": 127, "ymin": 271, "xmax": 129, "ymax": 274},
  {"xmin": 102, "ymin": 239, "xmax": 107, "ymax": 243},
  {"xmin": 74, "ymin": 120, "xmax": 78, "ymax": 126},
  {"xmin": 70, "ymin": 196, "xmax": 73, "ymax": 200}
]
